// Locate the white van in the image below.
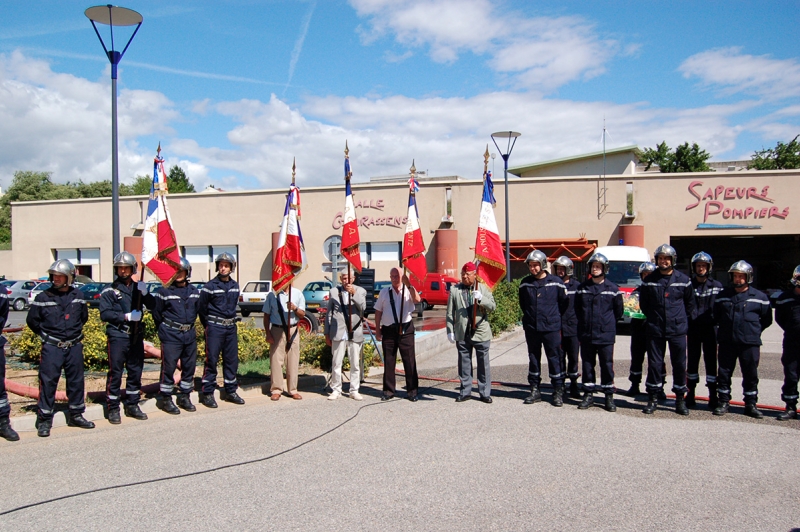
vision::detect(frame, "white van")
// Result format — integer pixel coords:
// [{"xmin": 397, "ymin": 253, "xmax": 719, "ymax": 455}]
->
[{"xmin": 593, "ymin": 245, "xmax": 651, "ymax": 323}]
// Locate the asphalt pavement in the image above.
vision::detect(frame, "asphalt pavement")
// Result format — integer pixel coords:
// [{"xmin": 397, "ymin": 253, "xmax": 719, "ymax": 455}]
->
[{"xmin": 1, "ymin": 321, "xmax": 799, "ymax": 531}]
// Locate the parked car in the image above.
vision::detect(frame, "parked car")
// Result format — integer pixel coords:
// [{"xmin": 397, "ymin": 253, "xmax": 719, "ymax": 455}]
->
[
  {"xmin": 409, "ymin": 273, "xmax": 459, "ymax": 310},
  {"xmin": 1, "ymin": 279, "xmax": 41, "ymax": 311},
  {"xmin": 28, "ymin": 282, "xmax": 52, "ymax": 306},
  {"xmin": 302, "ymin": 281, "xmax": 332, "ymax": 314},
  {"xmin": 80, "ymin": 282, "xmax": 111, "ymax": 308},
  {"xmin": 238, "ymin": 280, "xmax": 273, "ymax": 317}
]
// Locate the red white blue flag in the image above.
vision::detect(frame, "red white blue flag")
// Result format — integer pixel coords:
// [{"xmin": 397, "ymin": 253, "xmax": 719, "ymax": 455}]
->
[
  {"xmin": 341, "ymin": 152, "xmax": 362, "ymax": 272},
  {"xmin": 402, "ymin": 175, "xmax": 427, "ymax": 282},
  {"xmin": 474, "ymin": 170, "xmax": 506, "ymax": 289},
  {"xmin": 141, "ymin": 149, "xmax": 181, "ymax": 286},
  {"xmin": 272, "ymin": 181, "xmax": 307, "ymax": 292}
]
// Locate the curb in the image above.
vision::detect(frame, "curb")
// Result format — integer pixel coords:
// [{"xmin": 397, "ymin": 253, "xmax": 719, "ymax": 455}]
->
[{"xmin": 9, "ymin": 374, "xmax": 327, "ymax": 433}]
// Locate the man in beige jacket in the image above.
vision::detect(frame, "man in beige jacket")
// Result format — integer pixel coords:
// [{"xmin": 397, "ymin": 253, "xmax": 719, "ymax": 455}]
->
[
  {"xmin": 324, "ymin": 271, "xmax": 367, "ymax": 401},
  {"xmin": 446, "ymin": 262, "xmax": 496, "ymax": 403}
]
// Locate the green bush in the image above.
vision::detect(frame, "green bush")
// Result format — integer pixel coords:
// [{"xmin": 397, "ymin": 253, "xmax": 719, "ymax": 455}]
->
[
  {"xmin": 488, "ymin": 278, "xmax": 522, "ymax": 337},
  {"xmin": 298, "ymin": 330, "xmax": 377, "ymax": 372}
]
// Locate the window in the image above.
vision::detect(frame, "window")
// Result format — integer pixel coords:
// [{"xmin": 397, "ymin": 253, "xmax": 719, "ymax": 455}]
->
[
  {"xmin": 370, "ymin": 242, "xmax": 400, "ymax": 262},
  {"xmin": 212, "ymin": 246, "xmax": 238, "ymax": 262},
  {"xmin": 626, "ymin": 182, "xmax": 635, "ymax": 217},
  {"xmin": 430, "ymin": 281, "xmax": 440, "ymax": 291},
  {"xmin": 183, "ymin": 246, "xmax": 211, "ymax": 263}
]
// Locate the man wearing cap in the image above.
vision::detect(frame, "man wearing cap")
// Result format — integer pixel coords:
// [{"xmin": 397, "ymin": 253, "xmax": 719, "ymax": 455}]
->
[
  {"xmin": 324, "ymin": 271, "xmax": 366, "ymax": 401},
  {"xmin": 447, "ymin": 262, "xmax": 496, "ymax": 403}
]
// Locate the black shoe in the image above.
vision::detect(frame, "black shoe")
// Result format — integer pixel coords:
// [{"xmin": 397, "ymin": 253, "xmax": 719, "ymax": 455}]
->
[
  {"xmin": 479, "ymin": 396, "xmax": 493, "ymax": 404},
  {"xmin": 176, "ymin": 394, "xmax": 196, "ymax": 412},
  {"xmin": 455, "ymin": 395, "xmax": 471, "ymax": 403},
  {"xmin": 604, "ymin": 393, "xmax": 616, "ymax": 412},
  {"xmin": 657, "ymin": 390, "xmax": 668, "ymax": 402},
  {"xmin": 67, "ymin": 414, "xmax": 95, "ymax": 429},
  {"xmin": 0, "ymin": 416, "xmax": 19, "ymax": 442},
  {"xmin": 708, "ymin": 385, "xmax": 719, "ymax": 410},
  {"xmin": 36, "ymin": 417, "xmax": 51, "ymax": 438},
  {"xmin": 777, "ymin": 406, "xmax": 798, "ymax": 421},
  {"xmin": 642, "ymin": 393, "xmax": 657, "ymax": 415},
  {"xmin": 408, "ymin": 395, "xmax": 419, "ymax": 402},
  {"xmin": 224, "ymin": 392, "xmax": 245, "ymax": 405},
  {"xmin": 381, "ymin": 394, "xmax": 393, "ymax": 401},
  {"xmin": 624, "ymin": 383, "xmax": 641, "ymax": 397},
  {"xmin": 713, "ymin": 401, "xmax": 729, "ymax": 416},
  {"xmin": 108, "ymin": 408, "xmax": 121, "ymax": 424},
  {"xmin": 157, "ymin": 395, "xmax": 180, "ymax": 415},
  {"xmin": 686, "ymin": 388, "xmax": 697, "ymax": 409},
  {"xmin": 675, "ymin": 393, "xmax": 689, "ymax": 416},
  {"xmin": 578, "ymin": 392, "xmax": 594, "ymax": 410},
  {"xmin": 124, "ymin": 404, "xmax": 148, "ymax": 420},
  {"xmin": 199, "ymin": 392, "xmax": 218, "ymax": 409},
  {"xmin": 523, "ymin": 386, "xmax": 541, "ymax": 405},
  {"xmin": 744, "ymin": 403, "xmax": 763, "ymax": 419},
  {"xmin": 551, "ymin": 387, "xmax": 563, "ymax": 407}
]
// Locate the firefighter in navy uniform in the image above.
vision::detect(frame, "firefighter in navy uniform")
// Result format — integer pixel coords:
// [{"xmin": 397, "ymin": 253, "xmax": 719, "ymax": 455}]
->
[
  {"xmin": 198, "ymin": 252, "xmax": 244, "ymax": 408},
  {"xmin": 639, "ymin": 244, "xmax": 696, "ymax": 416},
  {"xmin": 27, "ymin": 260, "xmax": 95, "ymax": 437},
  {"xmin": 687, "ymin": 251, "xmax": 723, "ymax": 409},
  {"xmin": 624, "ymin": 262, "xmax": 656, "ymax": 397},
  {"xmin": 0, "ymin": 282, "xmax": 19, "ymax": 441},
  {"xmin": 712, "ymin": 261, "xmax": 772, "ymax": 418},
  {"xmin": 151, "ymin": 258, "xmax": 200, "ymax": 415},
  {"xmin": 775, "ymin": 265, "xmax": 800, "ymax": 421},
  {"xmin": 519, "ymin": 250, "xmax": 568, "ymax": 406},
  {"xmin": 553, "ymin": 256, "xmax": 581, "ymax": 399},
  {"xmin": 574, "ymin": 253, "xmax": 624, "ymax": 412},
  {"xmin": 100, "ymin": 251, "xmax": 155, "ymax": 424}
]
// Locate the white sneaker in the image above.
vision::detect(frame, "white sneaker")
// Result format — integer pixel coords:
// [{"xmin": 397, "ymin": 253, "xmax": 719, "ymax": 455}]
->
[
  {"xmin": 350, "ymin": 391, "xmax": 364, "ymax": 401},
  {"xmin": 328, "ymin": 391, "xmax": 341, "ymax": 401}
]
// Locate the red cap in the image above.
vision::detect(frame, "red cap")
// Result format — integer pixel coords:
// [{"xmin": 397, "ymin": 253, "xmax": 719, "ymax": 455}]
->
[{"xmin": 461, "ymin": 262, "xmax": 477, "ymax": 272}]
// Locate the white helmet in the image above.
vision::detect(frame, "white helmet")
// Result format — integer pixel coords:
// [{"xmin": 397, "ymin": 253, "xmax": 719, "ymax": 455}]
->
[
  {"xmin": 587, "ymin": 253, "xmax": 610, "ymax": 275},
  {"xmin": 48, "ymin": 259, "xmax": 76, "ymax": 286},
  {"xmin": 113, "ymin": 251, "xmax": 138, "ymax": 275},
  {"xmin": 691, "ymin": 251, "xmax": 713, "ymax": 274},
  {"xmin": 654, "ymin": 244, "xmax": 677, "ymax": 267},
  {"xmin": 215, "ymin": 252, "xmax": 237, "ymax": 273},
  {"xmin": 552, "ymin": 256, "xmax": 574, "ymax": 277},
  {"xmin": 728, "ymin": 260, "xmax": 753, "ymax": 285},
  {"xmin": 525, "ymin": 250, "xmax": 548, "ymax": 270}
]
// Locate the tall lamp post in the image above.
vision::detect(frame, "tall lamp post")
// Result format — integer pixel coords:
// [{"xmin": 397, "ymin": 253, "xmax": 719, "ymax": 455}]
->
[
  {"xmin": 490, "ymin": 131, "xmax": 521, "ymax": 282},
  {"xmin": 85, "ymin": 5, "xmax": 143, "ymax": 257}
]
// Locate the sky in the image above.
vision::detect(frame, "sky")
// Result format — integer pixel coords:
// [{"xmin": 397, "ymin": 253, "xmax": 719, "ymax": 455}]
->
[{"xmin": 0, "ymin": 0, "xmax": 798, "ymax": 192}]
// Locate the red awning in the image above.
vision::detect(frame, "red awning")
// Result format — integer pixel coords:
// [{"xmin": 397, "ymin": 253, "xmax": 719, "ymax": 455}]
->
[{"xmin": 505, "ymin": 238, "xmax": 597, "ymax": 262}]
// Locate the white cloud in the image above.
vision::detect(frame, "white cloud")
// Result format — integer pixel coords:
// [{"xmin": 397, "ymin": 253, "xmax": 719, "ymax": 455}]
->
[
  {"xmin": 679, "ymin": 47, "xmax": 800, "ymax": 100},
  {"xmin": 349, "ymin": 0, "xmax": 622, "ymax": 91}
]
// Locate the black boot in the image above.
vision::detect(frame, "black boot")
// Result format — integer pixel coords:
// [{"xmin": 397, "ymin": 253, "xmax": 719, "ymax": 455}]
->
[
  {"xmin": 578, "ymin": 391, "xmax": 594, "ymax": 410},
  {"xmin": 686, "ymin": 384, "xmax": 697, "ymax": 408},
  {"xmin": 604, "ymin": 393, "xmax": 616, "ymax": 412},
  {"xmin": 778, "ymin": 402, "xmax": 798, "ymax": 421},
  {"xmin": 67, "ymin": 413, "xmax": 95, "ymax": 429},
  {"xmin": 157, "ymin": 395, "xmax": 180, "ymax": 415},
  {"xmin": 707, "ymin": 384, "xmax": 719, "ymax": 410},
  {"xmin": 624, "ymin": 382, "xmax": 640, "ymax": 397},
  {"xmin": 0, "ymin": 416, "xmax": 19, "ymax": 442},
  {"xmin": 713, "ymin": 401, "xmax": 729, "ymax": 416},
  {"xmin": 124, "ymin": 403, "xmax": 148, "ymax": 420},
  {"xmin": 224, "ymin": 391, "xmax": 245, "ymax": 405},
  {"xmin": 176, "ymin": 394, "xmax": 196, "ymax": 412},
  {"xmin": 108, "ymin": 407, "xmax": 121, "ymax": 424},
  {"xmin": 199, "ymin": 392, "xmax": 218, "ymax": 409},
  {"xmin": 36, "ymin": 417, "xmax": 51, "ymax": 438},
  {"xmin": 551, "ymin": 387, "xmax": 563, "ymax": 407},
  {"xmin": 657, "ymin": 390, "xmax": 668, "ymax": 402},
  {"xmin": 523, "ymin": 386, "xmax": 541, "ymax": 405},
  {"xmin": 569, "ymin": 380, "xmax": 581, "ymax": 399},
  {"xmin": 675, "ymin": 392, "xmax": 689, "ymax": 416},
  {"xmin": 642, "ymin": 392, "xmax": 657, "ymax": 415},
  {"xmin": 744, "ymin": 402, "xmax": 764, "ymax": 419}
]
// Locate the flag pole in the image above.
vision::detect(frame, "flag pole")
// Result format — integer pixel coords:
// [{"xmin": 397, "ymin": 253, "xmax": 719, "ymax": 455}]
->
[
  {"xmin": 471, "ymin": 147, "xmax": 491, "ymax": 331},
  {"xmin": 399, "ymin": 160, "xmax": 415, "ymax": 335},
  {"xmin": 344, "ymin": 142, "xmax": 353, "ymax": 341},
  {"xmin": 286, "ymin": 157, "xmax": 296, "ymax": 353}
]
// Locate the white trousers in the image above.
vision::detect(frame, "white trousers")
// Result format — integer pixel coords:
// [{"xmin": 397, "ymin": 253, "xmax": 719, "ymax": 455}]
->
[{"xmin": 330, "ymin": 339, "xmax": 363, "ymax": 394}]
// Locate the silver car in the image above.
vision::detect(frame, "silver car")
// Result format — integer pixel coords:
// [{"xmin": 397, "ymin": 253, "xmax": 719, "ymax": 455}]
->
[{"xmin": 2, "ymin": 279, "xmax": 41, "ymax": 311}]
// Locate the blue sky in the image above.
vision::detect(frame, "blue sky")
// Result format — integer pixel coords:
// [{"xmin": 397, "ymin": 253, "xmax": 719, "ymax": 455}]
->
[{"xmin": 0, "ymin": 0, "xmax": 798, "ymax": 191}]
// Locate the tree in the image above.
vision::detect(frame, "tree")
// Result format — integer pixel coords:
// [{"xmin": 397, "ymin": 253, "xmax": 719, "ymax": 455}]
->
[
  {"xmin": 748, "ymin": 135, "xmax": 800, "ymax": 170},
  {"xmin": 126, "ymin": 175, "xmax": 153, "ymax": 196},
  {"xmin": 636, "ymin": 141, "xmax": 711, "ymax": 173},
  {"xmin": 167, "ymin": 165, "xmax": 195, "ymax": 193}
]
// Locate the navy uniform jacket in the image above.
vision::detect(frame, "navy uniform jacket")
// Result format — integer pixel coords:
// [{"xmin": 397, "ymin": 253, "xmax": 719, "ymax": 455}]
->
[
  {"xmin": 639, "ymin": 269, "xmax": 696, "ymax": 338},
  {"xmin": 0, "ymin": 286, "xmax": 8, "ymax": 348},
  {"xmin": 27, "ymin": 287, "xmax": 89, "ymax": 340},
  {"xmin": 775, "ymin": 289, "xmax": 800, "ymax": 343},
  {"xmin": 689, "ymin": 277, "xmax": 723, "ymax": 328},
  {"xmin": 574, "ymin": 278, "xmax": 624, "ymax": 345},
  {"xmin": 519, "ymin": 273, "xmax": 568, "ymax": 333},
  {"xmin": 151, "ymin": 284, "xmax": 200, "ymax": 329},
  {"xmin": 713, "ymin": 286, "xmax": 772, "ymax": 345},
  {"xmin": 198, "ymin": 276, "xmax": 240, "ymax": 327},
  {"xmin": 99, "ymin": 280, "xmax": 155, "ymax": 338},
  {"xmin": 561, "ymin": 277, "xmax": 580, "ymax": 337}
]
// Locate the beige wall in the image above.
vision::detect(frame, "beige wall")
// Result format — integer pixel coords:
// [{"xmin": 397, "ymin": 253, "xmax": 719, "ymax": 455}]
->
[
  {"xmin": 7, "ymin": 169, "xmax": 799, "ymax": 287},
  {"xmin": 516, "ymin": 151, "xmax": 637, "ymax": 178}
]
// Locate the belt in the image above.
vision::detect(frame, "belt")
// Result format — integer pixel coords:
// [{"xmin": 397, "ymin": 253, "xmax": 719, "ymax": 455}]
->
[
  {"xmin": 41, "ymin": 333, "xmax": 84, "ymax": 349},
  {"xmin": 271, "ymin": 322, "xmax": 299, "ymax": 329},
  {"xmin": 163, "ymin": 318, "xmax": 194, "ymax": 332},
  {"xmin": 208, "ymin": 315, "xmax": 237, "ymax": 327},
  {"xmin": 108, "ymin": 323, "xmax": 132, "ymax": 335}
]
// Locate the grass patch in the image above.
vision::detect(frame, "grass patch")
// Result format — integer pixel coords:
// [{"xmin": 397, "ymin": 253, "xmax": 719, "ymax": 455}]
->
[{"xmin": 238, "ymin": 358, "xmax": 271, "ymax": 379}]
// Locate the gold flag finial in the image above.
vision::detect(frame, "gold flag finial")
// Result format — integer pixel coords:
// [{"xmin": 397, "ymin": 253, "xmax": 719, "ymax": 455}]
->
[
  {"xmin": 483, "ymin": 144, "xmax": 490, "ymax": 176},
  {"xmin": 292, "ymin": 157, "xmax": 296, "ymax": 184},
  {"xmin": 345, "ymin": 140, "xmax": 349, "ymax": 158},
  {"xmin": 410, "ymin": 159, "xmax": 416, "ymax": 176},
  {"xmin": 157, "ymin": 142, "xmax": 161, "ymax": 157}
]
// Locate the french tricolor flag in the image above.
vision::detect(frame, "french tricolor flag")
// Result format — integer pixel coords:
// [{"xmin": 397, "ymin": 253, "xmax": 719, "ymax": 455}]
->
[
  {"xmin": 474, "ymin": 170, "xmax": 506, "ymax": 289},
  {"xmin": 272, "ymin": 182, "xmax": 307, "ymax": 292},
  {"xmin": 402, "ymin": 177, "xmax": 427, "ymax": 282},
  {"xmin": 141, "ymin": 152, "xmax": 181, "ymax": 286},
  {"xmin": 341, "ymin": 156, "xmax": 362, "ymax": 272}
]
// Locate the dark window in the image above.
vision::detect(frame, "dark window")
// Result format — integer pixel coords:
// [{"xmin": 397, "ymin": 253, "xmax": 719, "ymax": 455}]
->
[{"xmin": 430, "ymin": 281, "xmax": 440, "ymax": 291}]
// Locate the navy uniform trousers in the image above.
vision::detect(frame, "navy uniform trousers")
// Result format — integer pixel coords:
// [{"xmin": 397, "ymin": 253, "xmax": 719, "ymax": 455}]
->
[
  {"xmin": 38, "ymin": 343, "xmax": 86, "ymax": 421},
  {"xmin": 202, "ymin": 323, "xmax": 239, "ymax": 394},
  {"xmin": 782, "ymin": 338, "xmax": 800, "ymax": 404},
  {"xmin": 560, "ymin": 335, "xmax": 580, "ymax": 383},
  {"xmin": 525, "ymin": 329, "xmax": 564, "ymax": 390},
  {"xmin": 717, "ymin": 342, "xmax": 760, "ymax": 404},
  {"xmin": 0, "ymin": 347, "xmax": 9, "ymax": 418},
  {"xmin": 646, "ymin": 335, "xmax": 688, "ymax": 394},
  {"xmin": 581, "ymin": 343, "xmax": 614, "ymax": 394},
  {"xmin": 687, "ymin": 324, "xmax": 718, "ymax": 387},
  {"xmin": 159, "ymin": 326, "xmax": 197, "ymax": 397},
  {"xmin": 106, "ymin": 332, "xmax": 145, "ymax": 409}
]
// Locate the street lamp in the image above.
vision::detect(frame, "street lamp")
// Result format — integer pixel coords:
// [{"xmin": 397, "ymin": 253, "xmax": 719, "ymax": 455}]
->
[
  {"xmin": 490, "ymin": 131, "xmax": 521, "ymax": 282},
  {"xmin": 85, "ymin": 4, "xmax": 143, "ymax": 257}
]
